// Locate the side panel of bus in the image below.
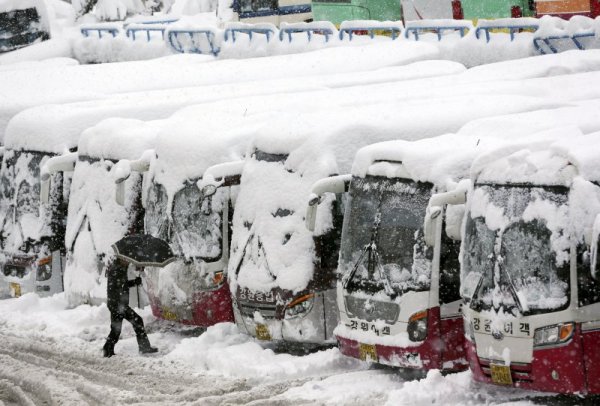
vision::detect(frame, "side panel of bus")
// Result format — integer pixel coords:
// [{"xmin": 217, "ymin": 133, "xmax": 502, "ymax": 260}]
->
[
  {"xmin": 535, "ymin": 0, "xmax": 600, "ymax": 18},
  {"xmin": 460, "ymin": 0, "xmax": 535, "ymax": 19},
  {"xmin": 234, "ymin": 0, "xmax": 311, "ymax": 25},
  {"xmin": 312, "ymin": 0, "xmax": 400, "ymax": 26}
]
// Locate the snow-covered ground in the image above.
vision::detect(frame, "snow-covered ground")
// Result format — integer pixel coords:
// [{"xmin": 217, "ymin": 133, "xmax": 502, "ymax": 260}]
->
[{"xmin": 0, "ymin": 293, "xmax": 551, "ymax": 405}]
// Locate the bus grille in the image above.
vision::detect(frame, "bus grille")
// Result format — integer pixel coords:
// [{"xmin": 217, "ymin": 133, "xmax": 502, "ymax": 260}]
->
[
  {"xmin": 239, "ymin": 302, "xmax": 277, "ymax": 319},
  {"xmin": 344, "ymin": 295, "xmax": 400, "ymax": 324},
  {"xmin": 2, "ymin": 264, "xmax": 26, "ymax": 278}
]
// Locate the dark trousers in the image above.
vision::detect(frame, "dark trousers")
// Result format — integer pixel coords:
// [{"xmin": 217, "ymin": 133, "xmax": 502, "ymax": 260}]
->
[{"xmin": 106, "ymin": 305, "xmax": 147, "ymax": 348}]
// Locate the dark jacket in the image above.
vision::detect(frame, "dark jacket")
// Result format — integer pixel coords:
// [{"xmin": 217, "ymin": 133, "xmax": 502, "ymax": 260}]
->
[{"xmin": 106, "ymin": 261, "xmax": 139, "ymax": 312}]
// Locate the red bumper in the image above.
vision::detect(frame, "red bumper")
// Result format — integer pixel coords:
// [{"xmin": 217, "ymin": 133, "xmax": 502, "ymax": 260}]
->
[
  {"xmin": 148, "ymin": 282, "xmax": 234, "ymax": 327},
  {"xmin": 465, "ymin": 327, "xmax": 588, "ymax": 394},
  {"xmin": 337, "ymin": 335, "xmax": 443, "ymax": 370},
  {"xmin": 336, "ymin": 308, "xmax": 466, "ymax": 372}
]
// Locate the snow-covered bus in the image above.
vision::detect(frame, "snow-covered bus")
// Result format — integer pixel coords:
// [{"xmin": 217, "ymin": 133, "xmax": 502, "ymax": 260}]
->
[
  {"xmin": 453, "ymin": 128, "xmax": 600, "ymax": 394},
  {"xmin": 0, "ymin": 0, "xmax": 50, "ymax": 53},
  {"xmin": 41, "ymin": 119, "xmax": 160, "ymax": 307},
  {"xmin": 116, "ymin": 110, "xmax": 271, "ymax": 326},
  {"xmin": 324, "ymin": 102, "xmax": 600, "ymax": 371}
]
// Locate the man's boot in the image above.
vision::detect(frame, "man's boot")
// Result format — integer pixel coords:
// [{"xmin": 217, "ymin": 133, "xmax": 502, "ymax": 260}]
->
[
  {"xmin": 137, "ymin": 335, "xmax": 158, "ymax": 354},
  {"xmin": 103, "ymin": 341, "xmax": 115, "ymax": 358}
]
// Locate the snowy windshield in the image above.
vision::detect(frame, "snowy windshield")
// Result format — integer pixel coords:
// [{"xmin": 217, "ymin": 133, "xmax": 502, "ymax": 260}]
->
[
  {"xmin": 340, "ymin": 176, "xmax": 433, "ymax": 298},
  {"xmin": 0, "ymin": 150, "xmax": 47, "ymax": 252},
  {"xmin": 171, "ymin": 182, "xmax": 224, "ymax": 261},
  {"xmin": 462, "ymin": 184, "xmax": 570, "ymax": 315},
  {"xmin": 145, "ymin": 182, "xmax": 169, "ymax": 241}
]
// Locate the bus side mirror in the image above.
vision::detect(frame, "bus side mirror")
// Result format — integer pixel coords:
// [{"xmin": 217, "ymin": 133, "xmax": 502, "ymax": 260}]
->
[
  {"xmin": 305, "ymin": 174, "xmax": 351, "ymax": 233},
  {"xmin": 591, "ymin": 214, "xmax": 600, "ymax": 279}
]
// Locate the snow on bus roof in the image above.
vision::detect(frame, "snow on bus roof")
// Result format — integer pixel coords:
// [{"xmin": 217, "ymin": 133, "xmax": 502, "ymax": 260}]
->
[
  {"xmin": 350, "ymin": 102, "xmax": 600, "ymax": 188},
  {"xmin": 0, "ymin": 40, "xmax": 440, "ymax": 141},
  {"xmin": 471, "ymin": 126, "xmax": 587, "ymax": 186},
  {"xmin": 252, "ymin": 94, "xmax": 566, "ymax": 176},
  {"xmin": 77, "ymin": 118, "xmax": 162, "ymax": 161},
  {"xmin": 151, "ymin": 111, "xmax": 271, "ymax": 199}
]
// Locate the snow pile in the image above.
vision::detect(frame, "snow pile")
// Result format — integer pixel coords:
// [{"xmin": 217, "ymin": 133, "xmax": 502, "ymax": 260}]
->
[{"xmin": 165, "ymin": 322, "xmax": 361, "ymax": 379}]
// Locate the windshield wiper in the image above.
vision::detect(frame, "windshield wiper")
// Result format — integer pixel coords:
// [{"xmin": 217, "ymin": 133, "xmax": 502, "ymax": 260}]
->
[
  {"xmin": 499, "ymin": 258, "xmax": 525, "ymax": 314},
  {"xmin": 342, "ymin": 211, "xmax": 394, "ymax": 296}
]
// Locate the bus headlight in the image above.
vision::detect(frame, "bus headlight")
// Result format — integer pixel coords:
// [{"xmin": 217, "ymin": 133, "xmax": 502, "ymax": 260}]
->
[
  {"xmin": 533, "ymin": 322, "xmax": 574, "ymax": 347},
  {"xmin": 285, "ymin": 293, "xmax": 314, "ymax": 319},
  {"xmin": 35, "ymin": 256, "xmax": 52, "ymax": 282},
  {"xmin": 407, "ymin": 310, "xmax": 428, "ymax": 342},
  {"xmin": 200, "ymin": 270, "xmax": 225, "ymax": 289}
]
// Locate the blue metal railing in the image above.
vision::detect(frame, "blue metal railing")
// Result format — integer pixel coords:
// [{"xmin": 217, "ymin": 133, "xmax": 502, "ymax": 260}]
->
[
  {"xmin": 126, "ymin": 26, "xmax": 167, "ymax": 41},
  {"xmin": 278, "ymin": 26, "xmax": 335, "ymax": 42},
  {"xmin": 224, "ymin": 27, "xmax": 275, "ymax": 42},
  {"xmin": 533, "ymin": 32, "xmax": 596, "ymax": 54},
  {"xmin": 167, "ymin": 29, "xmax": 220, "ymax": 55},
  {"xmin": 339, "ymin": 26, "xmax": 402, "ymax": 41},
  {"xmin": 404, "ymin": 25, "xmax": 469, "ymax": 41},
  {"xmin": 475, "ymin": 24, "xmax": 539, "ymax": 42},
  {"xmin": 80, "ymin": 26, "xmax": 120, "ymax": 39}
]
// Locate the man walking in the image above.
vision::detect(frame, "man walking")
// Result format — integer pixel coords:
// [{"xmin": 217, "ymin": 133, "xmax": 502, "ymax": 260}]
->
[{"xmin": 103, "ymin": 259, "xmax": 158, "ymax": 357}]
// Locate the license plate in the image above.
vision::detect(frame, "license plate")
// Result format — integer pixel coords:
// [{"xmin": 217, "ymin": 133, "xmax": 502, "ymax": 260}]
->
[
  {"xmin": 161, "ymin": 308, "xmax": 178, "ymax": 321},
  {"xmin": 358, "ymin": 343, "xmax": 378, "ymax": 362},
  {"xmin": 9, "ymin": 282, "xmax": 21, "ymax": 298},
  {"xmin": 255, "ymin": 323, "xmax": 271, "ymax": 341},
  {"xmin": 490, "ymin": 364, "xmax": 513, "ymax": 385}
]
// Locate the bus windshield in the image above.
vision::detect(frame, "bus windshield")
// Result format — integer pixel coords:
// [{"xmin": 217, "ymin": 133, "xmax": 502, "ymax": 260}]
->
[
  {"xmin": 462, "ymin": 184, "xmax": 570, "ymax": 316},
  {"xmin": 0, "ymin": 150, "xmax": 46, "ymax": 252},
  {"xmin": 171, "ymin": 182, "xmax": 224, "ymax": 261},
  {"xmin": 340, "ymin": 176, "xmax": 433, "ymax": 299}
]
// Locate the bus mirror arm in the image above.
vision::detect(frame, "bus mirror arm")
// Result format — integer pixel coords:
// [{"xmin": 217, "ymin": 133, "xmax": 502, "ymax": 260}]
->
[
  {"xmin": 424, "ymin": 187, "xmax": 468, "ymax": 247},
  {"xmin": 305, "ymin": 174, "xmax": 351, "ymax": 233},
  {"xmin": 40, "ymin": 173, "xmax": 51, "ymax": 205},
  {"xmin": 112, "ymin": 151, "xmax": 153, "ymax": 206},
  {"xmin": 39, "ymin": 152, "xmax": 77, "ymax": 205}
]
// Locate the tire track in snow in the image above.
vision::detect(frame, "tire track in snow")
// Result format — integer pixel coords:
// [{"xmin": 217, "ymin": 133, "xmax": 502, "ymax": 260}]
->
[{"xmin": 0, "ymin": 331, "xmax": 254, "ymax": 405}]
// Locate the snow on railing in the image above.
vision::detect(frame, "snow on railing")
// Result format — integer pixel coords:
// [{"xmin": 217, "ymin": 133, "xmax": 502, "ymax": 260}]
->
[
  {"xmin": 278, "ymin": 21, "xmax": 337, "ymax": 43},
  {"xmin": 475, "ymin": 18, "xmax": 539, "ymax": 42},
  {"xmin": 533, "ymin": 16, "xmax": 600, "ymax": 54},
  {"xmin": 338, "ymin": 20, "xmax": 403, "ymax": 41},
  {"xmin": 166, "ymin": 26, "xmax": 220, "ymax": 55},
  {"xmin": 80, "ymin": 23, "xmax": 121, "ymax": 38},
  {"xmin": 404, "ymin": 19, "xmax": 473, "ymax": 41},
  {"xmin": 223, "ymin": 22, "xmax": 277, "ymax": 43},
  {"xmin": 125, "ymin": 23, "xmax": 170, "ymax": 41}
]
